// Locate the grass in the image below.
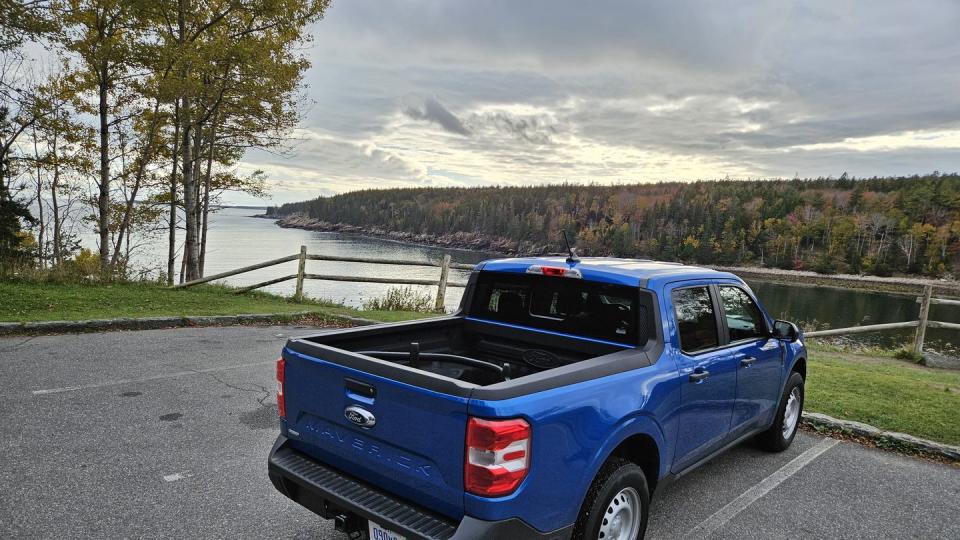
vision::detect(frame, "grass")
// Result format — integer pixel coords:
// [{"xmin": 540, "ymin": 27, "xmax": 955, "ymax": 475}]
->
[
  {"xmin": 0, "ymin": 281, "xmax": 432, "ymax": 324},
  {"xmin": 806, "ymin": 347, "xmax": 960, "ymax": 446}
]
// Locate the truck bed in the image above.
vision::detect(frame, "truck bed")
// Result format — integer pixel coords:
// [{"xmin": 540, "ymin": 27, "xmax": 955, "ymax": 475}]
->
[{"xmin": 292, "ymin": 316, "xmax": 629, "ymax": 388}]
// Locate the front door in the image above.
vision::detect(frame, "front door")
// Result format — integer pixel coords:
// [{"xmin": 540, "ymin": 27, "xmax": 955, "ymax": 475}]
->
[{"xmin": 670, "ymin": 284, "xmax": 737, "ymax": 472}]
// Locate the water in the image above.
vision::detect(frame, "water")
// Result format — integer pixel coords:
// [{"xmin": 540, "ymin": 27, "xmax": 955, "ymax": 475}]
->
[
  {"xmin": 91, "ymin": 207, "xmax": 960, "ymax": 351},
  {"xmin": 106, "ymin": 207, "xmax": 490, "ymax": 309},
  {"xmin": 748, "ymin": 281, "xmax": 959, "ymax": 353}
]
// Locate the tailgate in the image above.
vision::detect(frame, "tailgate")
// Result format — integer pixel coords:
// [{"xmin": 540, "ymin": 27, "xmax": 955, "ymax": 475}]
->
[{"xmin": 281, "ymin": 347, "xmax": 470, "ymax": 520}]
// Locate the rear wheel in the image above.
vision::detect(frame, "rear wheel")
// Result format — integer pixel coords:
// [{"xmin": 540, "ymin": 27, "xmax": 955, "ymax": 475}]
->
[
  {"xmin": 758, "ymin": 371, "xmax": 805, "ymax": 452},
  {"xmin": 572, "ymin": 458, "xmax": 649, "ymax": 540}
]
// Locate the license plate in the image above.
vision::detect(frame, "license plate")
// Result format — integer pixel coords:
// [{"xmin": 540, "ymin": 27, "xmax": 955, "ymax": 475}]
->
[{"xmin": 368, "ymin": 521, "xmax": 405, "ymax": 540}]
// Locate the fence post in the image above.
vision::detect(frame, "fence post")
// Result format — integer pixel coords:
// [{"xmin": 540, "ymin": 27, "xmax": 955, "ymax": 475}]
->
[
  {"xmin": 435, "ymin": 255, "xmax": 451, "ymax": 312},
  {"xmin": 294, "ymin": 245, "xmax": 307, "ymax": 301},
  {"xmin": 913, "ymin": 284, "xmax": 933, "ymax": 357}
]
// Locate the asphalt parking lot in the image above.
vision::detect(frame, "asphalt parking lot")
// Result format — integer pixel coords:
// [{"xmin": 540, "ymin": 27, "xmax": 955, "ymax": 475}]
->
[{"xmin": 1, "ymin": 325, "xmax": 958, "ymax": 539}]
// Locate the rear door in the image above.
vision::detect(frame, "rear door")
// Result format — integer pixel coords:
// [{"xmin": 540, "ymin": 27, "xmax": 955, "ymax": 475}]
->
[
  {"xmin": 668, "ymin": 283, "xmax": 738, "ymax": 472},
  {"xmin": 281, "ymin": 347, "xmax": 470, "ymax": 520},
  {"xmin": 716, "ymin": 283, "xmax": 783, "ymax": 436}
]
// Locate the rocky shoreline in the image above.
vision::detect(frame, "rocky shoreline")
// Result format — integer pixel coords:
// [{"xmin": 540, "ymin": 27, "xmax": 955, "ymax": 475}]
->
[{"xmin": 267, "ymin": 213, "xmax": 541, "ymax": 255}]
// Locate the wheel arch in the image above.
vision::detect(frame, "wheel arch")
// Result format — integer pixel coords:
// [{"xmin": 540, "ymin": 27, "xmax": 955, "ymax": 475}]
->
[
  {"xmin": 568, "ymin": 425, "xmax": 662, "ymax": 538},
  {"xmin": 609, "ymin": 433, "xmax": 662, "ymax": 494},
  {"xmin": 790, "ymin": 355, "xmax": 807, "ymax": 380},
  {"xmin": 583, "ymin": 417, "xmax": 667, "ymax": 498}
]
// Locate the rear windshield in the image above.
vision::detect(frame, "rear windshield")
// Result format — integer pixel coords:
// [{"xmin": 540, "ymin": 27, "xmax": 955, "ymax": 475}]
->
[{"xmin": 469, "ymin": 271, "xmax": 645, "ymax": 345}]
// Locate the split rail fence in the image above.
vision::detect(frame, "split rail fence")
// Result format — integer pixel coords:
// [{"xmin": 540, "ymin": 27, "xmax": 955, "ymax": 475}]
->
[
  {"xmin": 171, "ymin": 245, "xmax": 474, "ymax": 311},
  {"xmin": 173, "ymin": 250, "xmax": 958, "ymax": 353},
  {"xmin": 805, "ymin": 285, "xmax": 960, "ymax": 355}
]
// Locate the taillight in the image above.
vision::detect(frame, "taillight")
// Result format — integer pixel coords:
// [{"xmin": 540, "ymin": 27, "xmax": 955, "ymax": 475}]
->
[
  {"xmin": 276, "ymin": 357, "xmax": 286, "ymax": 419},
  {"xmin": 465, "ymin": 417, "xmax": 531, "ymax": 497}
]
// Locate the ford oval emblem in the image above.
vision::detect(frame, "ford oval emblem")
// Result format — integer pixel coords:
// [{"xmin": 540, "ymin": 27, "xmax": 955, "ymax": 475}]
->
[{"xmin": 344, "ymin": 405, "xmax": 376, "ymax": 428}]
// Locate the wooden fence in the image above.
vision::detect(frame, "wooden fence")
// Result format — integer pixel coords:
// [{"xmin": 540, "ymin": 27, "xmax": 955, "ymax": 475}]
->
[
  {"xmin": 173, "ymin": 250, "xmax": 957, "ymax": 351},
  {"xmin": 805, "ymin": 285, "xmax": 960, "ymax": 356},
  {"xmin": 171, "ymin": 245, "xmax": 474, "ymax": 311}
]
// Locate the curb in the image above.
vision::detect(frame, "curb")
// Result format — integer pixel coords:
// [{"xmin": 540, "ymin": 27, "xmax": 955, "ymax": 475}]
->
[
  {"xmin": 339, "ymin": 316, "xmax": 381, "ymax": 326},
  {"xmin": 802, "ymin": 411, "xmax": 959, "ymax": 462},
  {"xmin": 0, "ymin": 312, "xmax": 383, "ymax": 336}
]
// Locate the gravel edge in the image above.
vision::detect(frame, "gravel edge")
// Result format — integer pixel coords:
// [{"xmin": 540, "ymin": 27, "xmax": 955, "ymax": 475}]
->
[
  {"xmin": 802, "ymin": 411, "xmax": 959, "ymax": 462},
  {"xmin": 0, "ymin": 312, "xmax": 382, "ymax": 335}
]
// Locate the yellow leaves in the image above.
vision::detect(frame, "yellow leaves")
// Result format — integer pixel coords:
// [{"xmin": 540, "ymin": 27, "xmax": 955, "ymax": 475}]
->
[
  {"xmin": 682, "ymin": 235, "xmax": 700, "ymax": 249},
  {"xmin": 15, "ymin": 231, "xmax": 37, "ymax": 250},
  {"xmin": 909, "ymin": 222, "xmax": 937, "ymax": 239}
]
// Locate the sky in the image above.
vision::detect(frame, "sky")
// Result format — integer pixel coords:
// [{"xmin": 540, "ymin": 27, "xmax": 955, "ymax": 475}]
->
[{"xmin": 233, "ymin": 0, "xmax": 960, "ymax": 205}]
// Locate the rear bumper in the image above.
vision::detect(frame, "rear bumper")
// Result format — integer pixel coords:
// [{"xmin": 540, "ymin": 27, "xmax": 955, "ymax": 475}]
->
[{"xmin": 268, "ymin": 435, "xmax": 571, "ymax": 540}]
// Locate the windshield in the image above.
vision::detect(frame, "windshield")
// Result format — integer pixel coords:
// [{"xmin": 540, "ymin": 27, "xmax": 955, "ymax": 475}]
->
[{"xmin": 469, "ymin": 271, "xmax": 645, "ymax": 345}]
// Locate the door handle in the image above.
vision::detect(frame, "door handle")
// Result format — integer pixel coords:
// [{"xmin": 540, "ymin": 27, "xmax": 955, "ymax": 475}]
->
[
  {"xmin": 689, "ymin": 369, "xmax": 710, "ymax": 383},
  {"xmin": 740, "ymin": 356, "xmax": 757, "ymax": 368}
]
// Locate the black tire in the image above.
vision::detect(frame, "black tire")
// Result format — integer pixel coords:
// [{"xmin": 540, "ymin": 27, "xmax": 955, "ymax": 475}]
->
[
  {"xmin": 572, "ymin": 458, "xmax": 650, "ymax": 540},
  {"xmin": 757, "ymin": 371, "xmax": 805, "ymax": 452}
]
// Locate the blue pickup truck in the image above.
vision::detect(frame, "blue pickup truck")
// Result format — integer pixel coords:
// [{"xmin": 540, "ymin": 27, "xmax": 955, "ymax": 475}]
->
[{"xmin": 268, "ymin": 257, "xmax": 806, "ymax": 540}]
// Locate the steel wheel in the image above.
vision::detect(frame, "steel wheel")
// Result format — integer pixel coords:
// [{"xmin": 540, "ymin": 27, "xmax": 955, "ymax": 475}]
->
[
  {"xmin": 598, "ymin": 487, "xmax": 642, "ymax": 540},
  {"xmin": 782, "ymin": 386, "xmax": 801, "ymax": 439}
]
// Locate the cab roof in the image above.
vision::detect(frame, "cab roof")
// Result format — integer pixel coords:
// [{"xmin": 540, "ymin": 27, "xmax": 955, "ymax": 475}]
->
[{"xmin": 476, "ymin": 256, "xmax": 739, "ymax": 289}]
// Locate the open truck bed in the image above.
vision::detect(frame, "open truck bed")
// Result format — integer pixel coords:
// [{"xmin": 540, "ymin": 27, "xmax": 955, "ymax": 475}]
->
[{"xmin": 285, "ymin": 314, "xmax": 656, "ymax": 397}]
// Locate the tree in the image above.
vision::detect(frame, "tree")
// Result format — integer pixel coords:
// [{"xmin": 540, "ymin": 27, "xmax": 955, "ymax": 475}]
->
[
  {"xmin": 0, "ymin": 177, "xmax": 34, "ymax": 265},
  {"xmin": 0, "ymin": 1, "xmax": 57, "ymax": 268},
  {"xmin": 144, "ymin": 0, "xmax": 328, "ymax": 280},
  {"xmin": 0, "ymin": 0, "xmax": 54, "ymax": 54},
  {"xmin": 58, "ymin": 0, "xmax": 138, "ymax": 273},
  {"xmin": 0, "ymin": 53, "xmax": 47, "ymax": 201}
]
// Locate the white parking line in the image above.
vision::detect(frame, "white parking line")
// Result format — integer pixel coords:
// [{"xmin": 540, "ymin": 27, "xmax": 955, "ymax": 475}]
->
[
  {"xmin": 31, "ymin": 360, "xmax": 274, "ymax": 395},
  {"xmin": 162, "ymin": 471, "xmax": 193, "ymax": 482},
  {"xmin": 683, "ymin": 437, "xmax": 839, "ymax": 539}
]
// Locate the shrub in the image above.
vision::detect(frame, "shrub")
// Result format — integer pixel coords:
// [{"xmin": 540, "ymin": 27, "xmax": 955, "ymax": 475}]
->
[
  {"xmin": 813, "ymin": 254, "xmax": 838, "ymax": 275},
  {"xmin": 362, "ymin": 286, "xmax": 435, "ymax": 312},
  {"xmin": 893, "ymin": 348, "xmax": 923, "ymax": 363},
  {"xmin": 67, "ymin": 249, "xmax": 102, "ymax": 278}
]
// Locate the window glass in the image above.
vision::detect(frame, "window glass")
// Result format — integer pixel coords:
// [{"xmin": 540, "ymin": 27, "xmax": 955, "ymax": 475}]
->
[
  {"xmin": 471, "ymin": 272, "xmax": 642, "ymax": 344},
  {"xmin": 672, "ymin": 287, "xmax": 718, "ymax": 353},
  {"xmin": 718, "ymin": 286, "xmax": 767, "ymax": 342}
]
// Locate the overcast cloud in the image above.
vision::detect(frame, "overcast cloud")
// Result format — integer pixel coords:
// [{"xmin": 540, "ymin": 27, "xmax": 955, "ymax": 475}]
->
[{"xmin": 238, "ymin": 0, "xmax": 960, "ymax": 204}]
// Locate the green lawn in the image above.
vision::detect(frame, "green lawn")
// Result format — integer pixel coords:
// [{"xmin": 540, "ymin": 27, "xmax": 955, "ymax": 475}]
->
[
  {"xmin": 0, "ymin": 281, "xmax": 431, "ymax": 324},
  {"xmin": 806, "ymin": 349, "xmax": 960, "ymax": 446}
]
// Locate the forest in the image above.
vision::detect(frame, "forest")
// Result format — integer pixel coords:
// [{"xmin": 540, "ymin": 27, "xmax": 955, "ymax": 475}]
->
[{"xmin": 271, "ymin": 174, "xmax": 960, "ymax": 278}]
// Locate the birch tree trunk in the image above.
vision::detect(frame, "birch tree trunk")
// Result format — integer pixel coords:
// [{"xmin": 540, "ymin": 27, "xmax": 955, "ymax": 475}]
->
[
  {"xmin": 167, "ymin": 101, "xmax": 180, "ymax": 285},
  {"xmin": 181, "ymin": 94, "xmax": 200, "ymax": 282},
  {"xmin": 97, "ymin": 60, "xmax": 111, "ymax": 273},
  {"xmin": 31, "ymin": 126, "xmax": 45, "ymax": 267},
  {"xmin": 199, "ymin": 111, "xmax": 218, "ymax": 276}
]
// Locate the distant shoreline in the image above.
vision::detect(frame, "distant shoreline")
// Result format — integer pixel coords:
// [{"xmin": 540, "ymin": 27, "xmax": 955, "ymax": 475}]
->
[
  {"xmin": 259, "ymin": 213, "xmax": 531, "ymax": 254},
  {"xmin": 258, "ymin": 214, "xmax": 960, "ymax": 297}
]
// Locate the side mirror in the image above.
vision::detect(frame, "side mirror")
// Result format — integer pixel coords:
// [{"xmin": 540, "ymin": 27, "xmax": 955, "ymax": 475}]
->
[{"xmin": 773, "ymin": 320, "xmax": 800, "ymax": 342}]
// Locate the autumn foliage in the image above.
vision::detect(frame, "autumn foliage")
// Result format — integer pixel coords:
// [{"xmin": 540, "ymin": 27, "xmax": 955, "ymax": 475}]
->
[{"xmin": 273, "ymin": 174, "xmax": 960, "ymax": 277}]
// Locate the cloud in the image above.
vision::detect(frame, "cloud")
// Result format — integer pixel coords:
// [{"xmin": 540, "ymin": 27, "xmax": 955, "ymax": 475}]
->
[
  {"xmin": 228, "ymin": 0, "xmax": 960, "ymax": 201},
  {"xmin": 469, "ymin": 110, "xmax": 558, "ymax": 145},
  {"xmin": 403, "ymin": 97, "xmax": 471, "ymax": 136}
]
